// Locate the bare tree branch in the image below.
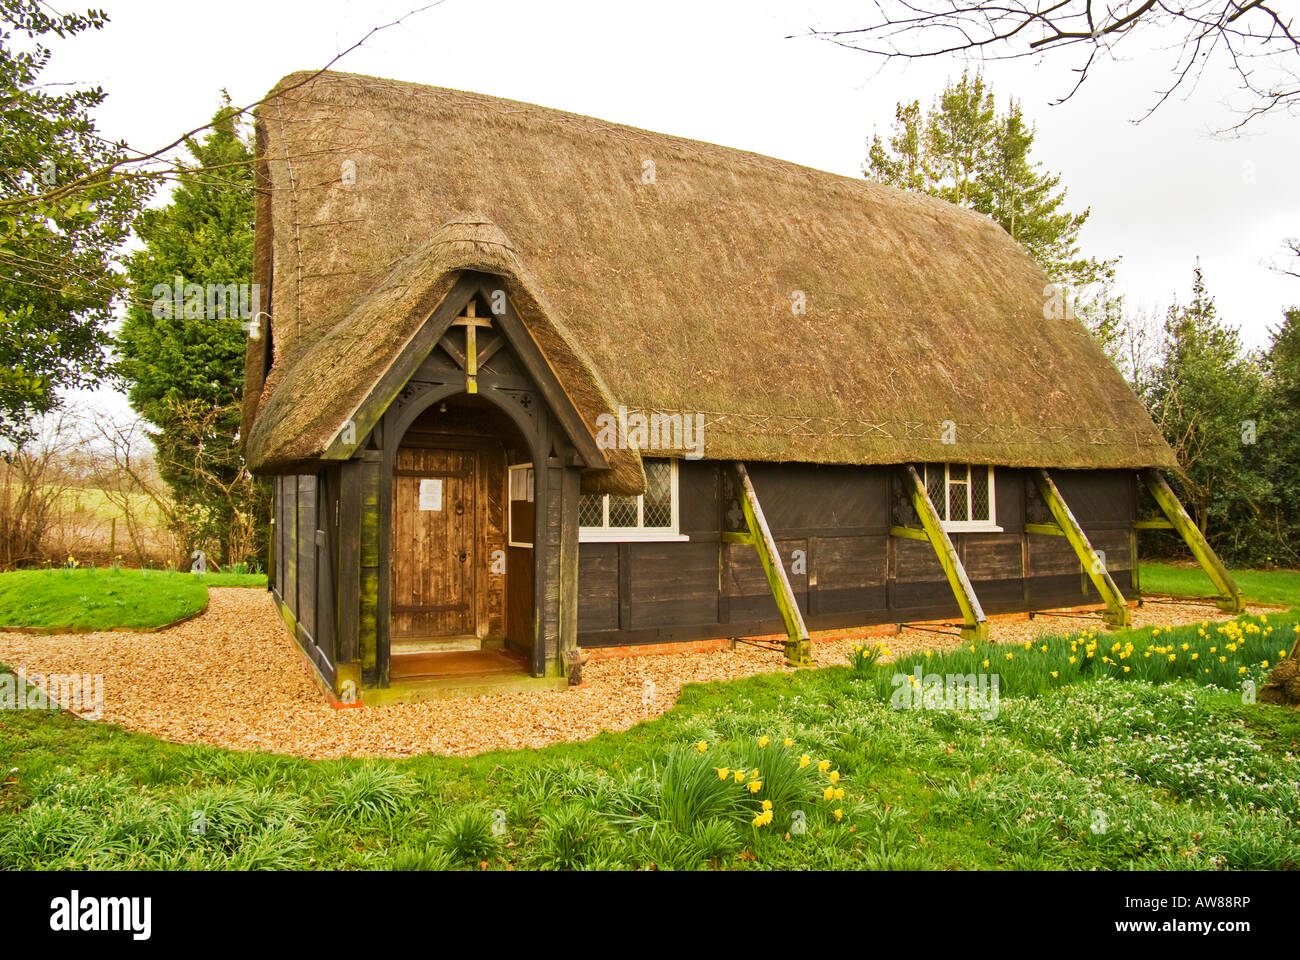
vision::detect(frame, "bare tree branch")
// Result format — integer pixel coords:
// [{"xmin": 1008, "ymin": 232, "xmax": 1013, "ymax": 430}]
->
[{"xmin": 797, "ymin": 1, "xmax": 1300, "ymax": 129}]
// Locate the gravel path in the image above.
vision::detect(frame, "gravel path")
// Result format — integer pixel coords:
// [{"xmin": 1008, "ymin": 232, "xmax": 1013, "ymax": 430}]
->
[{"xmin": 0, "ymin": 588, "xmax": 1277, "ymax": 759}]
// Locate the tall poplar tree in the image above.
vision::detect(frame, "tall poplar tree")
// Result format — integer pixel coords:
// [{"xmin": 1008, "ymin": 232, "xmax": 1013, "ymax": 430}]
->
[{"xmin": 117, "ymin": 99, "xmax": 266, "ymax": 568}]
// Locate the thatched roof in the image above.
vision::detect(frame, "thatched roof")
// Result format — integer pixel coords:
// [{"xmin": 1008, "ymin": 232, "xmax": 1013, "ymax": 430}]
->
[{"xmin": 243, "ymin": 70, "xmax": 1176, "ymax": 492}]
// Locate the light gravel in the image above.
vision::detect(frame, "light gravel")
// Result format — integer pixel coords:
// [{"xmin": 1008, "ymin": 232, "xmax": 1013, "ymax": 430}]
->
[{"xmin": 0, "ymin": 588, "xmax": 1274, "ymax": 759}]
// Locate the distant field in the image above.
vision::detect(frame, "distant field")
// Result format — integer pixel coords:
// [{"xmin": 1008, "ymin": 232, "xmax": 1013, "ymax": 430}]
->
[
  {"xmin": 53, "ymin": 486, "xmax": 167, "ymax": 525},
  {"xmin": 34, "ymin": 483, "xmax": 175, "ymax": 566},
  {"xmin": 0, "ymin": 568, "xmax": 266, "ymax": 632},
  {"xmin": 1140, "ymin": 562, "xmax": 1300, "ymax": 608}
]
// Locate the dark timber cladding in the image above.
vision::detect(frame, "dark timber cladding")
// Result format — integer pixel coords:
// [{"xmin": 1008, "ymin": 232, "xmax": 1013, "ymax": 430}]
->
[
  {"xmin": 244, "ymin": 72, "xmax": 1242, "ymax": 706},
  {"xmin": 575, "ymin": 463, "xmax": 1152, "ymax": 647}
]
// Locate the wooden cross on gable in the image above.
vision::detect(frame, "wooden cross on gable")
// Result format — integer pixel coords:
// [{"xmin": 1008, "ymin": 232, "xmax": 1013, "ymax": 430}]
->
[{"xmin": 450, "ymin": 299, "xmax": 493, "ymax": 394}]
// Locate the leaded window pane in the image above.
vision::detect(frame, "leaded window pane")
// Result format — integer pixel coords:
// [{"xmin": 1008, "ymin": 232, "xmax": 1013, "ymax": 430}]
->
[
  {"xmin": 642, "ymin": 461, "xmax": 673, "ymax": 527},
  {"xmin": 970, "ymin": 465, "xmax": 990, "ymax": 521},
  {"xmin": 607, "ymin": 495, "xmax": 639, "ymax": 527},
  {"xmin": 926, "ymin": 466, "xmax": 946, "ymax": 520},
  {"xmin": 579, "ymin": 494, "xmax": 604, "ymax": 527},
  {"xmin": 948, "ymin": 479, "xmax": 969, "ymax": 522}
]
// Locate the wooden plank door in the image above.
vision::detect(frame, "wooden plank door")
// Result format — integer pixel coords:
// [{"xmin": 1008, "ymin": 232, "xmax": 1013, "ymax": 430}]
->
[{"xmin": 391, "ymin": 447, "xmax": 477, "ymax": 639}]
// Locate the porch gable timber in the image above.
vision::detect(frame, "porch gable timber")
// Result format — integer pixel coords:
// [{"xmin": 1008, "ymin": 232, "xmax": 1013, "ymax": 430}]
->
[{"xmin": 321, "ymin": 272, "xmax": 610, "ymax": 475}]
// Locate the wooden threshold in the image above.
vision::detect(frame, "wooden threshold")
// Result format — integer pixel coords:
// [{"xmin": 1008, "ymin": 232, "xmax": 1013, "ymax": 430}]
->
[
  {"xmin": 391, "ymin": 633, "xmax": 482, "ymax": 654},
  {"xmin": 389, "ymin": 647, "xmax": 529, "ymax": 681}
]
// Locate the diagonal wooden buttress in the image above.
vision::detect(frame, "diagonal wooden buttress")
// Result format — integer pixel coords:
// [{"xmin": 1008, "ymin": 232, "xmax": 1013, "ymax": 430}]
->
[
  {"xmin": 1029, "ymin": 468, "xmax": 1131, "ymax": 627},
  {"xmin": 1138, "ymin": 469, "xmax": 1245, "ymax": 614},
  {"xmin": 891, "ymin": 464, "xmax": 988, "ymax": 643},
  {"xmin": 728, "ymin": 462, "xmax": 812, "ymax": 666}
]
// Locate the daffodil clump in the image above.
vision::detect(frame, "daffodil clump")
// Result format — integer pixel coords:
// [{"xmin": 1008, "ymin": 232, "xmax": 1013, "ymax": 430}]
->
[
  {"xmin": 865, "ymin": 612, "xmax": 1292, "ymax": 702},
  {"xmin": 847, "ymin": 641, "xmax": 888, "ymax": 674},
  {"xmin": 662, "ymin": 737, "xmax": 848, "ymax": 833}
]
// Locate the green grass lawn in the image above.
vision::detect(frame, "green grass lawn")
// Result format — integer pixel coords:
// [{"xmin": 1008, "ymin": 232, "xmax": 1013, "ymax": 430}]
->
[
  {"xmin": 1140, "ymin": 562, "xmax": 1300, "ymax": 607},
  {"xmin": 1, "ymin": 605, "xmax": 1297, "ymax": 870},
  {"xmin": 0, "ymin": 567, "xmax": 267, "ymax": 631}
]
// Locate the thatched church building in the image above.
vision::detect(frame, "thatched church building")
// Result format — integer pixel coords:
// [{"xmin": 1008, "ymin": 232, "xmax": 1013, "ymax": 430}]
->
[{"xmin": 242, "ymin": 71, "xmax": 1241, "ymax": 705}]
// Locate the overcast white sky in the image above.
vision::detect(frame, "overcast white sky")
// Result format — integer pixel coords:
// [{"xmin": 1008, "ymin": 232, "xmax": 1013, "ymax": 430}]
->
[{"xmin": 47, "ymin": 0, "xmax": 1300, "ymax": 416}]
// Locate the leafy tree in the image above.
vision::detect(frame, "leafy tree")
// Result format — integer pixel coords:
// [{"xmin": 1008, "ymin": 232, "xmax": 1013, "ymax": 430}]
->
[
  {"xmin": 0, "ymin": 1, "xmax": 150, "ymax": 444},
  {"xmin": 1257, "ymin": 308, "xmax": 1300, "ymax": 565},
  {"xmin": 864, "ymin": 71, "xmax": 1114, "ymax": 290},
  {"xmin": 865, "ymin": 100, "xmax": 927, "ymax": 192},
  {"xmin": 116, "ymin": 100, "xmax": 266, "ymax": 568},
  {"xmin": 1146, "ymin": 266, "xmax": 1270, "ymax": 563},
  {"xmin": 926, "ymin": 71, "xmax": 996, "ymax": 210}
]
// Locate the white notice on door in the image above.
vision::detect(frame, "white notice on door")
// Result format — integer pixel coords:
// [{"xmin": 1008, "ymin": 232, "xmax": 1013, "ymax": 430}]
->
[{"xmin": 418, "ymin": 478, "xmax": 443, "ymax": 511}]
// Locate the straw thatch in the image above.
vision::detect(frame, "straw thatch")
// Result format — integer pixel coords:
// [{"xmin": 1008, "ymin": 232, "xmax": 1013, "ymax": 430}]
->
[{"xmin": 243, "ymin": 70, "xmax": 1176, "ymax": 493}]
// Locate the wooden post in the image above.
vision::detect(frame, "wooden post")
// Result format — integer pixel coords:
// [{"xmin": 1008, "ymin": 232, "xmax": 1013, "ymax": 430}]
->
[
  {"xmin": 1140, "ymin": 469, "xmax": 1245, "ymax": 613},
  {"xmin": 897, "ymin": 465, "xmax": 987, "ymax": 643},
  {"xmin": 731, "ymin": 462, "xmax": 811, "ymax": 666},
  {"xmin": 1031, "ymin": 468, "xmax": 1130, "ymax": 627}
]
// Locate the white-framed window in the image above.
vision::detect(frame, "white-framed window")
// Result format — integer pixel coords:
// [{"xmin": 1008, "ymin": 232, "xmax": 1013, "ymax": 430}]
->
[
  {"xmin": 508, "ymin": 463, "xmax": 534, "ymax": 548},
  {"xmin": 923, "ymin": 464, "xmax": 1000, "ymax": 532},
  {"xmin": 579, "ymin": 459, "xmax": 687, "ymax": 542}
]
